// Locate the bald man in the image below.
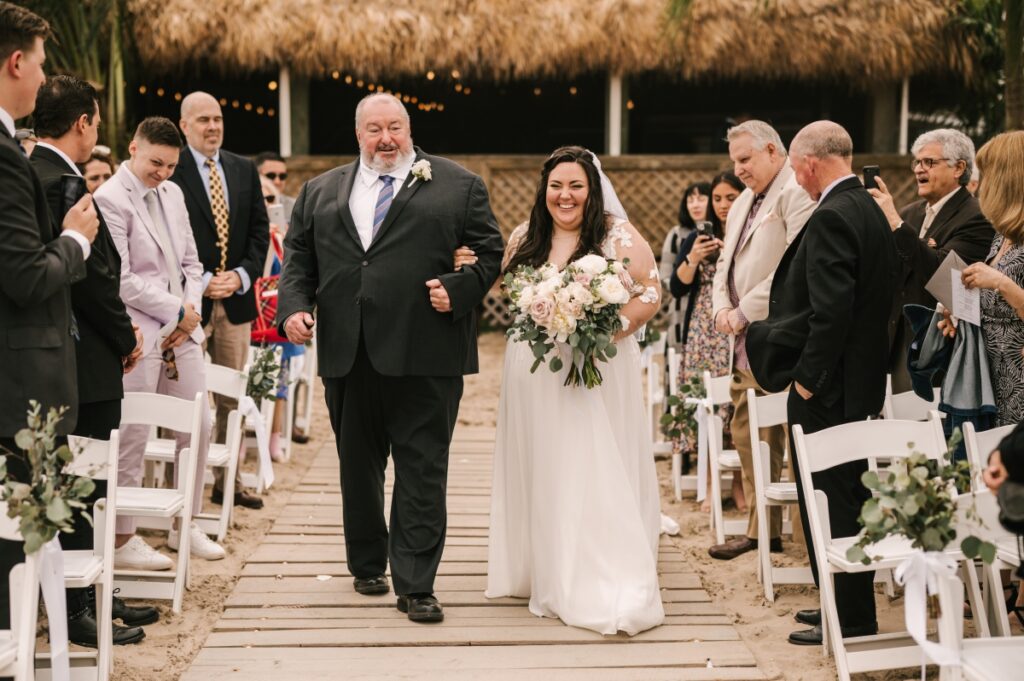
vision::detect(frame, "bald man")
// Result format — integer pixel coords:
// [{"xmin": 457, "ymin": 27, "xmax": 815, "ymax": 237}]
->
[
  {"xmin": 747, "ymin": 121, "xmax": 898, "ymax": 646},
  {"xmin": 170, "ymin": 91, "xmax": 269, "ymax": 509}
]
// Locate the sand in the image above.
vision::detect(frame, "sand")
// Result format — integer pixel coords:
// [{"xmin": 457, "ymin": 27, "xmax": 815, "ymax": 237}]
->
[{"xmin": 106, "ymin": 331, "xmax": 1015, "ymax": 680}]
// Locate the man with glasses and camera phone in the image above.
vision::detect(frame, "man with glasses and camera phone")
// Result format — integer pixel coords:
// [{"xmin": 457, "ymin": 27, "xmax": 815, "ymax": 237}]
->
[{"xmin": 868, "ymin": 129, "xmax": 994, "ymax": 392}]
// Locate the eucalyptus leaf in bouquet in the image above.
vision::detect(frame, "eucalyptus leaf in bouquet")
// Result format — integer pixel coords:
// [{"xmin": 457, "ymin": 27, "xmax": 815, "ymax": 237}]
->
[{"xmin": 0, "ymin": 402, "xmax": 95, "ymax": 554}]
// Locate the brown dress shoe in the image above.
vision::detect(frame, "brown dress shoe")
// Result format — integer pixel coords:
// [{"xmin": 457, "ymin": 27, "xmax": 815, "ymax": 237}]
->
[
  {"xmin": 211, "ymin": 487, "xmax": 264, "ymax": 509},
  {"xmin": 708, "ymin": 537, "xmax": 757, "ymax": 560}
]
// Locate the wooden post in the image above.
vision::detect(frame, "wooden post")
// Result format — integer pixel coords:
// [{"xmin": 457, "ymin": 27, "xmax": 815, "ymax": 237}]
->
[
  {"xmin": 868, "ymin": 82, "xmax": 899, "ymax": 153},
  {"xmin": 606, "ymin": 73, "xmax": 624, "ymax": 156},
  {"xmin": 290, "ymin": 76, "xmax": 311, "ymax": 156},
  {"xmin": 279, "ymin": 65, "xmax": 292, "ymax": 157},
  {"xmin": 898, "ymin": 77, "xmax": 909, "ymax": 155}
]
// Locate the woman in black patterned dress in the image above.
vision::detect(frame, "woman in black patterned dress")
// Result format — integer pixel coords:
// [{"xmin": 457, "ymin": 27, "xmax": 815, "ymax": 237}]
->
[{"xmin": 941, "ymin": 131, "xmax": 1024, "ymax": 425}]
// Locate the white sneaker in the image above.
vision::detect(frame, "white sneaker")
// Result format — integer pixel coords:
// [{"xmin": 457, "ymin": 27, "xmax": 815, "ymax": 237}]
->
[
  {"xmin": 113, "ymin": 536, "xmax": 174, "ymax": 571},
  {"xmin": 168, "ymin": 522, "xmax": 226, "ymax": 561}
]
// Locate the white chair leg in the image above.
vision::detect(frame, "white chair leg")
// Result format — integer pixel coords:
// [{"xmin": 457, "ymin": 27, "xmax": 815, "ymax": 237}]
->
[
  {"xmin": 672, "ymin": 452, "xmax": 682, "ymax": 501},
  {"xmin": 961, "ymin": 559, "xmax": 990, "ymax": 638}
]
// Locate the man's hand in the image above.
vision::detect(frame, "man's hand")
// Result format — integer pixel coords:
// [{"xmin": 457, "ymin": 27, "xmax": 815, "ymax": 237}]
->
[
  {"xmin": 285, "ymin": 311, "xmax": 315, "ymax": 344},
  {"xmin": 426, "ymin": 279, "xmax": 452, "ymax": 313},
  {"xmin": 63, "ymin": 193, "xmax": 99, "ymax": 243},
  {"xmin": 454, "ymin": 246, "xmax": 477, "ymax": 271},
  {"xmin": 714, "ymin": 308, "xmax": 733, "ymax": 334},
  {"xmin": 177, "ymin": 303, "xmax": 200, "ymax": 334},
  {"xmin": 794, "ymin": 381, "xmax": 814, "ymax": 400},
  {"xmin": 727, "ymin": 308, "xmax": 747, "ymax": 334},
  {"xmin": 867, "ymin": 177, "xmax": 902, "ymax": 231},
  {"xmin": 161, "ymin": 328, "xmax": 188, "ymax": 351},
  {"xmin": 123, "ymin": 324, "xmax": 144, "ymax": 374},
  {"xmin": 205, "ymin": 271, "xmax": 243, "ymax": 299}
]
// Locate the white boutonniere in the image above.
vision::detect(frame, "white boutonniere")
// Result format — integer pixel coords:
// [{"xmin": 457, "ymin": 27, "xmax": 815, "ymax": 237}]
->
[{"xmin": 409, "ymin": 159, "xmax": 432, "ymax": 187}]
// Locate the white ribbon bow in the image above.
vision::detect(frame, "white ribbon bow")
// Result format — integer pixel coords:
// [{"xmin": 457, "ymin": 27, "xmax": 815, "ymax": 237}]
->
[
  {"xmin": 39, "ymin": 537, "xmax": 69, "ymax": 681},
  {"xmin": 692, "ymin": 397, "xmax": 710, "ymax": 503},
  {"xmin": 894, "ymin": 551, "xmax": 961, "ymax": 669},
  {"xmin": 238, "ymin": 396, "xmax": 275, "ymax": 489}
]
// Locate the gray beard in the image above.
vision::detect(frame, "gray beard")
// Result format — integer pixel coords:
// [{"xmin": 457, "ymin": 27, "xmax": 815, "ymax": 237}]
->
[{"xmin": 362, "ymin": 145, "xmax": 415, "ymax": 174}]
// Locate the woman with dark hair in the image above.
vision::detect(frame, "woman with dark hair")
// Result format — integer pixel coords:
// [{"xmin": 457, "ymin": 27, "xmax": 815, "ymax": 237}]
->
[
  {"xmin": 660, "ymin": 182, "xmax": 711, "ymax": 348},
  {"xmin": 487, "ymin": 146, "xmax": 665, "ymax": 635},
  {"xmin": 670, "ymin": 171, "xmax": 746, "ymax": 511},
  {"xmin": 83, "ymin": 146, "xmax": 114, "ymax": 194}
]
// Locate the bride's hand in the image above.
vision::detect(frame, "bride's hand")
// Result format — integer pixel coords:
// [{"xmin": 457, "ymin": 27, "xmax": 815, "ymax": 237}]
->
[{"xmin": 454, "ymin": 245, "xmax": 477, "ymax": 271}]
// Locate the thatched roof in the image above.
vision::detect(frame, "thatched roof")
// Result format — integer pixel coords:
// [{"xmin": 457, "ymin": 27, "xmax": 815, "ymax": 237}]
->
[{"xmin": 128, "ymin": 0, "xmax": 976, "ymax": 84}]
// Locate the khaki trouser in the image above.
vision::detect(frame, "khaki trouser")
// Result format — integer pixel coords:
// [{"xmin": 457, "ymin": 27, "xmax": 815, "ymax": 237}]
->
[
  {"xmin": 730, "ymin": 368, "xmax": 787, "ymax": 540},
  {"xmin": 203, "ymin": 300, "xmax": 251, "ymax": 491}
]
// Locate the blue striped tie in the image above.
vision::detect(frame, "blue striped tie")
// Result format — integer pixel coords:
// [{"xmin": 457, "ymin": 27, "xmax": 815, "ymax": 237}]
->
[{"xmin": 371, "ymin": 175, "xmax": 395, "ymax": 241}]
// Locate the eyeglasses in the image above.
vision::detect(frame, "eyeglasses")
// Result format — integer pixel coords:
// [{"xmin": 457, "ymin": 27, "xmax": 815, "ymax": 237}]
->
[
  {"xmin": 264, "ymin": 195, "xmax": 277, "ymax": 204},
  {"xmin": 161, "ymin": 348, "xmax": 179, "ymax": 381},
  {"xmin": 263, "ymin": 172, "xmax": 287, "ymax": 181},
  {"xmin": 911, "ymin": 157, "xmax": 950, "ymax": 171}
]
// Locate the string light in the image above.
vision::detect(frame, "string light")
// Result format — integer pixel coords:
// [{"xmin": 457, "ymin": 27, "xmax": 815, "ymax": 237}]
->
[
  {"xmin": 156, "ymin": 87, "xmax": 165, "ymax": 97},
  {"xmin": 138, "ymin": 85, "xmax": 147, "ymax": 94},
  {"xmin": 533, "ymin": 87, "xmax": 542, "ymax": 96},
  {"xmin": 268, "ymin": 80, "xmax": 278, "ymax": 91},
  {"xmin": 450, "ymin": 69, "xmax": 460, "ymax": 79},
  {"xmin": 454, "ymin": 84, "xmax": 463, "ymax": 92},
  {"xmin": 136, "ymin": 83, "xmax": 273, "ymax": 117},
  {"xmin": 463, "ymin": 87, "xmax": 471, "ymax": 95},
  {"xmin": 329, "ymin": 71, "xmax": 445, "ymax": 113},
  {"xmin": 426, "ymin": 71, "xmax": 435, "ymax": 80},
  {"xmin": 244, "ymin": 102, "xmax": 253, "ymax": 111},
  {"xmin": 173, "ymin": 92, "xmax": 182, "ymax": 101},
  {"xmin": 231, "ymin": 99, "xmax": 240, "ymax": 108},
  {"xmin": 356, "ymin": 79, "xmax": 364, "ymax": 87},
  {"xmin": 219, "ymin": 97, "xmax": 228, "ymax": 106},
  {"xmin": 626, "ymin": 99, "xmax": 635, "ymax": 110},
  {"xmin": 569, "ymin": 86, "xmax": 578, "ymax": 95},
  {"xmin": 331, "ymin": 71, "xmax": 340, "ymax": 80},
  {"xmin": 344, "ymin": 75, "xmax": 352, "ymax": 84}
]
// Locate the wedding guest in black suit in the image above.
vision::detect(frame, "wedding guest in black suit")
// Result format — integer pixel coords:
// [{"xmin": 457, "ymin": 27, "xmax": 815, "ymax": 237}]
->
[
  {"xmin": 869, "ymin": 128, "xmax": 994, "ymax": 392},
  {"xmin": 0, "ymin": 0, "xmax": 98, "ymax": 634},
  {"xmin": 170, "ymin": 91, "xmax": 269, "ymax": 510},
  {"xmin": 31, "ymin": 74, "xmax": 154, "ymax": 646},
  {"xmin": 747, "ymin": 121, "xmax": 898, "ymax": 646},
  {"xmin": 278, "ymin": 93, "xmax": 504, "ymax": 623}
]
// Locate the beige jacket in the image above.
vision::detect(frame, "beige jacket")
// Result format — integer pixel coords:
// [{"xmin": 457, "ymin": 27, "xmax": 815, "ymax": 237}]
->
[{"xmin": 712, "ymin": 160, "xmax": 815, "ymax": 324}]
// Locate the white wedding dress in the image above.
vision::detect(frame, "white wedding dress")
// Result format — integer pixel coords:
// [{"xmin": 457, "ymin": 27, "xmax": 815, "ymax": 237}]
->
[{"xmin": 486, "ymin": 222, "xmax": 665, "ymax": 636}]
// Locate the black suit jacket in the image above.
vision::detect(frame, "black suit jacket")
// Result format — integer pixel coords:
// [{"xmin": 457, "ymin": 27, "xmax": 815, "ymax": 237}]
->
[
  {"xmin": 747, "ymin": 177, "xmax": 898, "ymax": 419},
  {"xmin": 30, "ymin": 145, "xmax": 137, "ymax": 406},
  {"xmin": 170, "ymin": 147, "xmax": 269, "ymax": 325},
  {"xmin": 0, "ymin": 128, "xmax": 86, "ymax": 436},
  {"xmin": 277, "ymin": 150, "xmax": 505, "ymax": 378},
  {"xmin": 887, "ymin": 187, "xmax": 993, "ymax": 367}
]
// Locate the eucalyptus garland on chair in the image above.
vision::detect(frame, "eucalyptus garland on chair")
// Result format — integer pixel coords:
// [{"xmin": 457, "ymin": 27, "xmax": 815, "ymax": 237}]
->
[
  {"xmin": 246, "ymin": 345, "xmax": 282, "ymax": 406},
  {"xmin": 0, "ymin": 402, "xmax": 95, "ymax": 554}
]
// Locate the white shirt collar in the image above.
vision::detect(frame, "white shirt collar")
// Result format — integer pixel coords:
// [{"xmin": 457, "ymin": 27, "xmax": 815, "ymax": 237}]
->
[
  {"xmin": 34, "ymin": 141, "xmax": 82, "ymax": 176},
  {"xmin": 927, "ymin": 187, "xmax": 960, "ymax": 216},
  {"xmin": 0, "ymin": 106, "xmax": 15, "ymax": 138},
  {"xmin": 818, "ymin": 173, "xmax": 857, "ymax": 205},
  {"xmin": 188, "ymin": 144, "xmax": 220, "ymax": 167},
  {"xmin": 357, "ymin": 155, "xmax": 415, "ymax": 189}
]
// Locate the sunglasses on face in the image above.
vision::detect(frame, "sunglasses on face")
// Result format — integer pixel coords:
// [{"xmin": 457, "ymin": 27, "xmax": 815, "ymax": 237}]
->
[
  {"xmin": 264, "ymin": 195, "xmax": 277, "ymax": 204},
  {"xmin": 264, "ymin": 172, "xmax": 287, "ymax": 181}
]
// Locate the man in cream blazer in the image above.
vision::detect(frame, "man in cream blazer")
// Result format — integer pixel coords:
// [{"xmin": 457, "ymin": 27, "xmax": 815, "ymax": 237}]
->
[
  {"xmin": 95, "ymin": 116, "xmax": 225, "ymax": 566},
  {"xmin": 708, "ymin": 120, "xmax": 815, "ymax": 560}
]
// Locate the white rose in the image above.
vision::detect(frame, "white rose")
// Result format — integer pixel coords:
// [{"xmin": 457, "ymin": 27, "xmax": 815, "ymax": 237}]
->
[
  {"xmin": 518, "ymin": 285, "xmax": 535, "ymax": 308},
  {"xmin": 611, "ymin": 261, "xmax": 625, "ymax": 274},
  {"xmin": 575, "ymin": 254, "xmax": 609, "ymax": 276},
  {"xmin": 538, "ymin": 263, "xmax": 560, "ymax": 280},
  {"xmin": 596, "ymin": 275, "xmax": 630, "ymax": 305}
]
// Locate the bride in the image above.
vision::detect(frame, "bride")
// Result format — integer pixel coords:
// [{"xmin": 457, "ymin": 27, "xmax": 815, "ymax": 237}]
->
[{"xmin": 485, "ymin": 146, "xmax": 665, "ymax": 635}]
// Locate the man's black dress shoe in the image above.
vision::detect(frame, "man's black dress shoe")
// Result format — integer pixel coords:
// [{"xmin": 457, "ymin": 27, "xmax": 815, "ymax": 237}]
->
[
  {"xmin": 708, "ymin": 537, "xmax": 781, "ymax": 560},
  {"xmin": 211, "ymin": 487, "xmax": 264, "ymax": 509},
  {"xmin": 397, "ymin": 593, "xmax": 444, "ymax": 623},
  {"xmin": 112, "ymin": 596, "xmax": 159, "ymax": 626},
  {"xmin": 68, "ymin": 610, "xmax": 145, "ymax": 647},
  {"xmin": 788, "ymin": 622, "xmax": 878, "ymax": 646},
  {"xmin": 794, "ymin": 608, "xmax": 820, "ymax": 626},
  {"xmin": 353, "ymin": 574, "xmax": 390, "ymax": 595}
]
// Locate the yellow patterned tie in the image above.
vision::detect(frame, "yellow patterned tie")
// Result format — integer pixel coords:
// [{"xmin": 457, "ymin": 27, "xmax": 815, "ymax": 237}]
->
[{"xmin": 205, "ymin": 157, "xmax": 230, "ymax": 273}]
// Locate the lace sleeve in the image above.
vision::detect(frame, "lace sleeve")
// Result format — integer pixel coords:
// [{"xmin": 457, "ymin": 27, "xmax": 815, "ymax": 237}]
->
[
  {"xmin": 502, "ymin": 221, "xmax": 529, "ymax": 271},
  {"xmin": 611, "ymin": 221, "xmax": 660, "ymax": 336}
]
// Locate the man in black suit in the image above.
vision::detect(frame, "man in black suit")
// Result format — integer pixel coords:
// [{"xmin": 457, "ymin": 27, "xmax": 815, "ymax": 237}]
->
[
  {"xmin": 868, "ymin": 128, "xmax": 994, "ymax": 392},
  {"xmin": 747, "ymin": 121, "xmax": 898, "ymax": 646},
  {"xmin": 31, "ymin": 74, "xmax": 156, "ymax": 646},
  {"xmin": 170, "ymin": 91, "xmax": 269, "ymax": 509},
  {"xmin": 0, "ymin": 0, "xmax": 98, "ymax": 635},
  {"xmin": 278, "ymin": 93, "xmax": 504, "ymax": 623}
]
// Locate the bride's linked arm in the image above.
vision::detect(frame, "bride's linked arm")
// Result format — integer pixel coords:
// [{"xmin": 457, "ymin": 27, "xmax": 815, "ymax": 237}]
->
[{"xmin": 611, "ymin": 222, "xmax": 660, "ymax": 341}]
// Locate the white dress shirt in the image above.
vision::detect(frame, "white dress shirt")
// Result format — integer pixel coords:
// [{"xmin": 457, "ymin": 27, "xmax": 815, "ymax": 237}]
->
[
  {"xmin": 0, "ymin": 106, "xmax": 15, "ymax": 138},
  {"xmin": 919, "ymin": 187, "xmax": 959, "ymax": 238},
  {"xmin": 348, "ymin": 157, "xmax": 414, "ymax": 251},
  {"xmin": 817, "ymin": 174, "xmax": 857, "ymax": 206},
  {"xmin": 23, "ymin": 139, "xmax": 91, "ymax": 259}
]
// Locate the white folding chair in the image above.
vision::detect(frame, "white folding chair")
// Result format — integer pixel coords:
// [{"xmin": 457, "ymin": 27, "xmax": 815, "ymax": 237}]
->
[
  {"xmin": 291, "ymin": 334, "xmax": 317, "ymax": 441},
  {"xmin": 240, "ymin": 347, "xmax": 278, "ymax": 493},
  {"xmin": 746, "ymin": 389, "xmax": 812, "ymax": 601},
  {"xmin": 792, "ymin": 418, "xmax": 989, "ymax": 680},
  {"xmin": 0, "ymin": 504, "xmax": 40, "ymax": 681},
  {"xmin": 36, "ymin": 434, "xmax": 121, "ymax": 681},
  {"xmin": 704, "ymin": 370, "xmax": 744, "ymax": 544},
  {"xmin": 115, "ymin": 391, "xmax": 203, "ymax": 613},
  {"xmin": 195, "ymin": 363, "xmax": 247, "ymax": 541},
  {"xmin": 883, "ymin": 374, "xmax": 940, "ymax": 421}
]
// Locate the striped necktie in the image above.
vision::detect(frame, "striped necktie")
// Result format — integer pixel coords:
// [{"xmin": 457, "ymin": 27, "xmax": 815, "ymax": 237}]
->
[
  {"xmin": 371, "ymin": 175, "xmax": 395, "ymax": 241},
  {"xmin": 205, "ymin": 157, "xmax": 230, "ymax": 272}
]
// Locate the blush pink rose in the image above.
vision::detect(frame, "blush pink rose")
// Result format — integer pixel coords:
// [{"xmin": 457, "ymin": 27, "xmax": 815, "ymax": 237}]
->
[{"xmin": 528, "ymin": 297, "xmax": 555, "ymax": 326}]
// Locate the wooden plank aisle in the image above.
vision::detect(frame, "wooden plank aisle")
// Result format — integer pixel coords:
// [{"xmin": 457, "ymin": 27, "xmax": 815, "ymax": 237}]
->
[{"xmin": 182, "ymin": 428, "xmax": 766, "ymax": 680}]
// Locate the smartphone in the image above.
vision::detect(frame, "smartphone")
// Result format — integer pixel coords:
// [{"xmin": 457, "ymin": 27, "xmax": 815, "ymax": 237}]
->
[
  {"xmin": 695, "ymin": 220, "xmax": 715, "ymax": 239},
  {"xmin": 267, "ymin": 203, "xmax": 287, "ymax": 227},
  {"xmin": 60, "ymin": 174, "xmax": 87, "ymax": 217},
  {"xmin": 862, "ymin": 165, "xmax": 881, "ymax": 190}
]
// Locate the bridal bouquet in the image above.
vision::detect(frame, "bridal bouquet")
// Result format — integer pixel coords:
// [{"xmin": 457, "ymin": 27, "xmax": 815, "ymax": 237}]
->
[{"xmin": 504, "ymin": 254, "xmax": 635, "ymax": 388}]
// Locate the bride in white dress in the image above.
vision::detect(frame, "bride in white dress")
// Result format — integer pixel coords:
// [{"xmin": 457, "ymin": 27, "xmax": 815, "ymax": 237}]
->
[{"xmin": 486, "ymin": 146, "xmax": 665, "ymax": 635}]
